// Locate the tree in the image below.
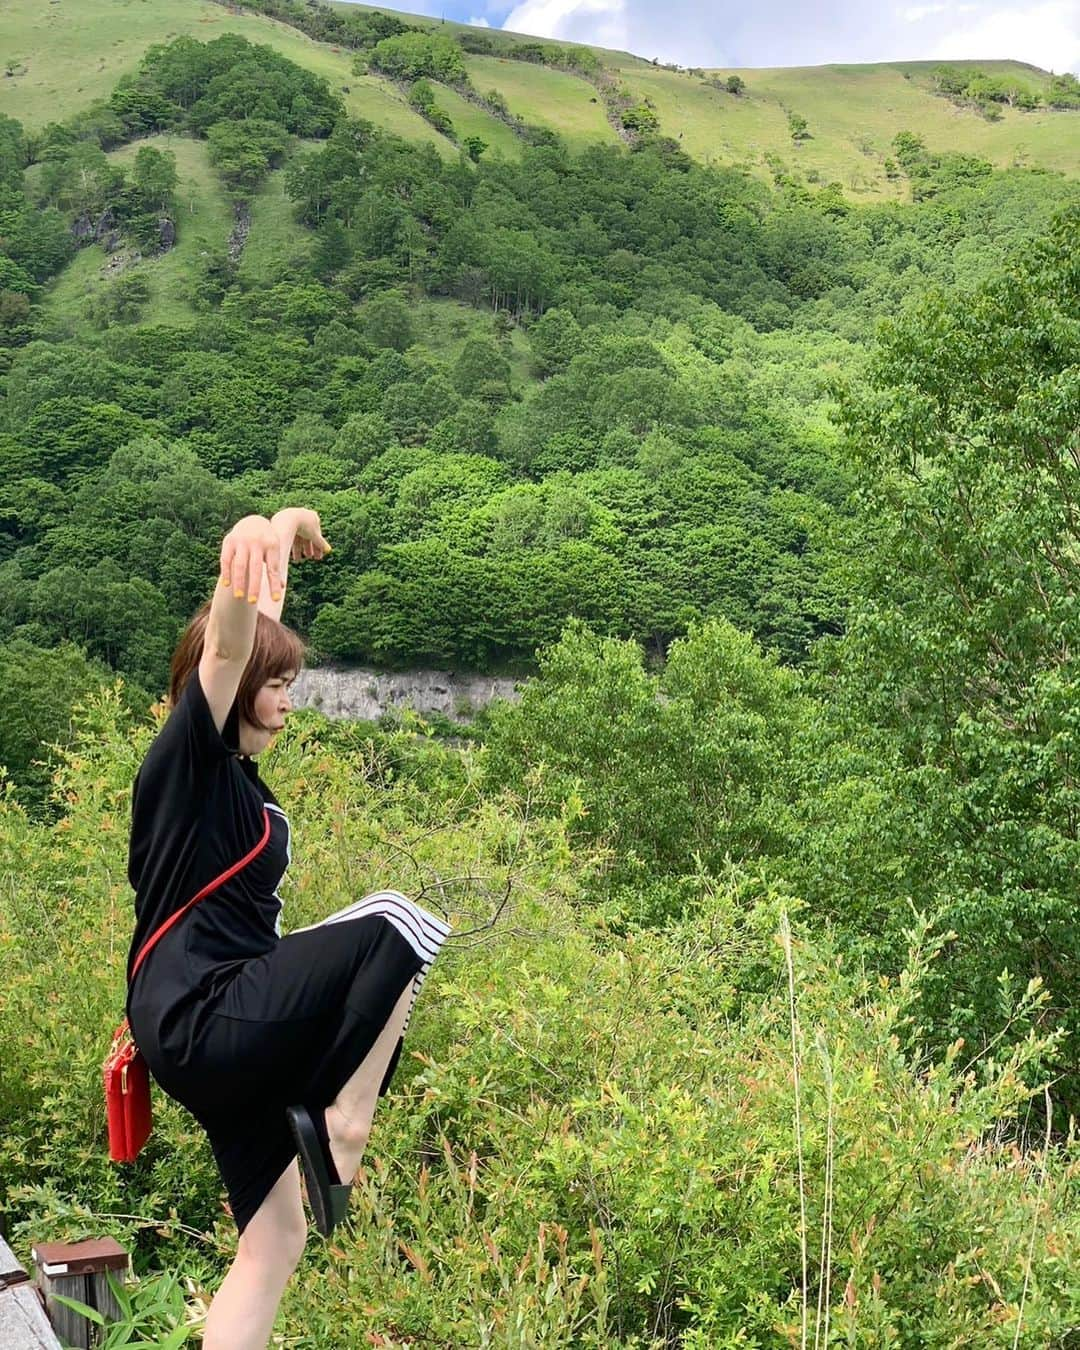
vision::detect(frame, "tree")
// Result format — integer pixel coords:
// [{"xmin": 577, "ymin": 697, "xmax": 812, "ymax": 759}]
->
[
  {"xmin": 528, "ymin": 308, "xmax": 583, "ymax": 377},
  {"xmin": 369, "ymin": 32, "xmax": 467, "ymax": 83},
  {"xmin": 0, "ymin": 290, "xmax": 31, "ymax": 332},
  {"xmin": 108, "ymin": 76, "xmax": 177, "ymax": 136},
  {"xmin": 382, "ymin": 373, "xmax": 460, "ymax": 443},
  {"xmin": 787, "ymin": 110, "xmax": 809, "ymax": 141},
  {"xmin": 891, "ymin": 130, "xmax": 926, "ymax": 171},
  {"xmin": 86, "ymin": 272, "xmax": 152, "ymax": 328},
  {"xmin": 830, "ymin": 209, "xmax": 1080, "ymax": 1100},
  {"xmin": 39, "ymin": 142, "xmax": 125, "ymax": 215},
  {"xmin": 452, "ymin": 336, "xmax": 510, "ymax": 398},
  {"xmin": 359, "ymin": 290, "xmax": 414, "ymax": 351},
  {"xmin": 0, "ymin": 637, "xmax": 118, "ymax": 815},
  {"xmin": 275, "ymin": 412, "xmax": 337, "ymax": 465},
  {"xmin": 481, "ymin": 617, "xmax": 799, "ymax": 916},
  {"xmin": 333, "ymin": 412, "xmax": 399, "ymax": 467},
  {"xmin": 206, "ymin": 119, "xmax": 287, "ymax": 192},
  {"xmin": 622, "ymin": 102, "xmax": 660, "ymax": 134},
  {"xmin": 426, "ymin": 400, "xmax": 497, "ymax": 456},
  {"xmin": 129, "ymin": 145, "xmax": 178, "ymax": 212},
  {"xmin": 28, "ymin": 560, "xmax": 174, "ymax": 691},
  {"xmin": 724, "ymin": 74, "xmax": 745, "ymax": 95}
]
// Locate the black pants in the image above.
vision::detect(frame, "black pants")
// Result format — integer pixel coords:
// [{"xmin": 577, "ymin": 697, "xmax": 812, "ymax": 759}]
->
[{"xmin": 151, "ymin": 891, "xmax": 451, "ymax": 1234}]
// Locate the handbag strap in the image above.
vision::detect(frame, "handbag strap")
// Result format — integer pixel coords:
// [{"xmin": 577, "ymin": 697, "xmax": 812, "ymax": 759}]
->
[{"xmin": 129, "ymin": 807, "xmax": 272, "ymax": 985}]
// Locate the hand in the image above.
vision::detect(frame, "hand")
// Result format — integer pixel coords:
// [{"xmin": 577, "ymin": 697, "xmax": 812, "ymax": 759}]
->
[
  {"xmin": 220, "ymin": 515, "xmax": 285, "ymax": 605},
  {"xmin": 281, "ymin": 507, "xmax": 332, "ymax": 563}
]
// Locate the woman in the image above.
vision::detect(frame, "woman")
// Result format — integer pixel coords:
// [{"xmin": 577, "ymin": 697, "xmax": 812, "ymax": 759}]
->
[{"xmin": 125, "ymin": 507, "xmax": 450, "ymax": 1350}]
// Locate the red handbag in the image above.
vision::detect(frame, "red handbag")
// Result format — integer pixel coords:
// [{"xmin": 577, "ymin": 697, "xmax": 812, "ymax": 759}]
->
[
  {"xmin": 103, "ymin": 1019, "xmax": 152, "ymax": 1163},
  {"xmin": 104, "ymin": 809, "xmax": 271, "ymax": 1163}
]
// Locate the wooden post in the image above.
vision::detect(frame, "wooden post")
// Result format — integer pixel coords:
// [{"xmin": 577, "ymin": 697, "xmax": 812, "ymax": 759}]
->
[
  {"xmin": 30, "ymin": 1239, "xmax": 129, "ymax": 1350},
  {"xmin": 0, "ymin": 1236, "xmax": 62, "ymax": 1350}
]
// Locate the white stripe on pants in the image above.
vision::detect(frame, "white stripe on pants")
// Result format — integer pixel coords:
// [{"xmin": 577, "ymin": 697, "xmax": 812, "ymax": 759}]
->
[{"xmin": 292, "ymin": 890, "xmax": 450, "ymax": 1033}]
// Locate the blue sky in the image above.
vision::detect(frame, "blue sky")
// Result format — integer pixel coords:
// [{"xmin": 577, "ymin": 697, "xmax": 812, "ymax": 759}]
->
[{"xmin": 353, "ymin": 0, "xmax": 1080, "ymax": 73}]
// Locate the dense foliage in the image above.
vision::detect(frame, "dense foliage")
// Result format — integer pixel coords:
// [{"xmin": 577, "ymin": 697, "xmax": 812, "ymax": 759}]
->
[
  {"xmin": 2, "ymin": 19, "xmax": 1080, "ymax": 1345},
  {"xmin": 0, "ymin": 33, "xmax": 1076, "ymax": 816},
  {"xmin": 931, "ymin": 63, "xmax": 1080, "ymax": 115},
  {"xmin": 2, "ymin": 663, "xmax": 1079, "ymax": 1345}
]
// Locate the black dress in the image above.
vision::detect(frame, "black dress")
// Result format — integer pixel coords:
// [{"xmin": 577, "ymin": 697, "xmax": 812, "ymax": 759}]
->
[{"xmin": 125, "ymin": 669, "xmax": 450, "ymax": 1234}]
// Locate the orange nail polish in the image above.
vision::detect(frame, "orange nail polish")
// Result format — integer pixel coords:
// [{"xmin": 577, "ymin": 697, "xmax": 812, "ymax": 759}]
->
[{"xmin": 234, "ymin": 589, "xmax": 244, "ymax": 598}]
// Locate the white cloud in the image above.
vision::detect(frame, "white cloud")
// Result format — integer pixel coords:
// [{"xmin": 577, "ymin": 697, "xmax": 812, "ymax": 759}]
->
[
  {"xmin": 932, "ymin": 1, "xmax": 1080, "ymax": 71},
  {"xmin": 436, "ymin": 0, "xmax": 1080, "ymax": 73},
  {"xmin": 467, "ymin": 14, "xmax": 492, "ymax": 24},
  {"xmin": 501, "ymin": 0, "xmax": 631, "ymax": 51},
  {"xmin": 499, "ymin": 0, "xmax": 734, "ymax": 64}
]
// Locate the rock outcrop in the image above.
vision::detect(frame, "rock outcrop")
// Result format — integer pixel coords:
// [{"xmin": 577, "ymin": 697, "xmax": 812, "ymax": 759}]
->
[{"xmin": 290, "ymin": 665, "xmax": 521, "ymax": 724}]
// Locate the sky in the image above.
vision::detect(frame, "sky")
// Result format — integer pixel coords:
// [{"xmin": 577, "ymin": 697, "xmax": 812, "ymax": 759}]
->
[{"xmin": 357, "ymin": 0, "xmax": 1080, "ymax": 74}]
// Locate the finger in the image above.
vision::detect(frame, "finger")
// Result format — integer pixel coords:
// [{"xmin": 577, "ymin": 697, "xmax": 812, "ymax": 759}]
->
[
  {"xmin": 230, "ymin": 542, "xmax": 250, "ymax": 599},
  {"xmin": 245, "ymin": 544, "xmax": 263, "ymax": 603},
  {"xmin": 265, "ymin": 538, "xmax": 284, "ymax": 601},
  {"xmin": 220, "ymin": 537, "xmax": 235, "ymax": 590}
]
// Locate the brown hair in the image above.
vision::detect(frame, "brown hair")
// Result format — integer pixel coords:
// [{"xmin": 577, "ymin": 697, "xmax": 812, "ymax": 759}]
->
[{"xmin": 168, "ymin": 599, "xmax": 307, "ymax": 732}]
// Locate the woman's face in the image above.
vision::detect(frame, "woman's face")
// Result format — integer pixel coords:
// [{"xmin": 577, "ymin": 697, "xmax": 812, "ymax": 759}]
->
[{"xmin": 238, "ymin": 671, "xmax": 296, "ymax": 757}]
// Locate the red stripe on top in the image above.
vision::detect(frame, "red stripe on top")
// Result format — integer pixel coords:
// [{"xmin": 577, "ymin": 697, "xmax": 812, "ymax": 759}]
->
[{"xmin": 130, "ymin": 807, "xmax": 272, "ymax": 984}]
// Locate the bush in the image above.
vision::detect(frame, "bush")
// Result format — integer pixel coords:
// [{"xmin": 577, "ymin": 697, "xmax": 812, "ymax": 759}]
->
[
  {"xmin": 369, "ymin": 32, "xmax": 467, "ymax": 84},
  {"xmin": 86, "ymin": 273, "xmax": 152, "ymax": 329},
  {"xmin": 359, "ymin": 290, "xmax": 415, "ymax": 351},
  {"xmin": 4, "ymin": 698, "xmax": 1079, "ymax": 1344}
]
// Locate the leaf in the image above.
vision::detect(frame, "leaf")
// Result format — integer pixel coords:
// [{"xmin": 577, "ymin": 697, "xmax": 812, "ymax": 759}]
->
[
  {"xmin": 52, "ymin": 1292, "xmax": 106, "ymax": 1324},
  {"xmin": 397, "ymin": 1240, "xmax": 432, "ymax": 1283},
  {"xmin": 157, "ymin": 1322, "xmax": 192, "ymax": 1348},
  {"xmin": 105, "ymin": 1268, "xmax": 134, "ymax": 1320}
]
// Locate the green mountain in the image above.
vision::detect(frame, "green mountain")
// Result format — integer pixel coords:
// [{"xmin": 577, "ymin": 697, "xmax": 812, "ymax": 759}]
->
[
  {"xmin": 3, "ymin": 15, "xmax": 1080, "ymax": 1335},
  {"xmin": 2, "ymin": 0, "xmax": 1077, "ymax": 191}
]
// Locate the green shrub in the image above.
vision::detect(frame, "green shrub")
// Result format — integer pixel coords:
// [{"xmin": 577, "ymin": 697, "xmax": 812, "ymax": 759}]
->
[{"xmin": 3, "ymin": 688, "xmax": 1080, "ymax": 1343}]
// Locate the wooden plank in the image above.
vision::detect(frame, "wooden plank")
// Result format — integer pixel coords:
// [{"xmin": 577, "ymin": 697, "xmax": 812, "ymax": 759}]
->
[
  {"xmin": 0, "ymin": 1239, "xmax": 62, "ymax": 1350},
  {"xmin": 0, "ymin": 1285, "xmax": 63, "ymax": 1350}
]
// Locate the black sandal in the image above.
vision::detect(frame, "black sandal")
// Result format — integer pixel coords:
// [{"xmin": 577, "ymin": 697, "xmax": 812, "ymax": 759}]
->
[{"xmin": 285, "ymin": 1104, "xmax": 353, "ymax": 1237}]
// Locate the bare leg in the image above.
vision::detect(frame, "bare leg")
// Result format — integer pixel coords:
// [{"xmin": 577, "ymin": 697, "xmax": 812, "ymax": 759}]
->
[
  {"xmin": 324, "ymin": 977, "xmax": 415, "ymax": 1185},
  {"xmin": 202, "ymin": 1159, "xmax": 308, "ymax": 1350}
]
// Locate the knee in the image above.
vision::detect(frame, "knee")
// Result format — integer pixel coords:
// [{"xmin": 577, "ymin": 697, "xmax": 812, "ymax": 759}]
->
[
  {"xmin": 237, "ymin": 1213, "xmax": 308, "ymax": 1275},
  {"xmin": 342, "ymin": 1114, "xmax": 372, "ymax": 1152},
  {"xmin": 329, "ymin": 1101, "xmax": 371, "ymax": 1151}
]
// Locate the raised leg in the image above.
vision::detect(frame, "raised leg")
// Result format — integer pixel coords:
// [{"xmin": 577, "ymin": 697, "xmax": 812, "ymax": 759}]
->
[
  {"xmin": 202, "ymin": 1159, "xmax": 307, "ymax": 1350},
  {"xmin": 324, "ymin": 976, "xmax": 415, "ymax": 1185}
]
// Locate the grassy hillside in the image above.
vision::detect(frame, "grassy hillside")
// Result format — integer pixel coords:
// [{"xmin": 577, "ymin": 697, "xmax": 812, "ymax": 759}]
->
[
  {"xmin": 424, "ymin": 80, "xmax": 524, "ymax": 160},
  {"xmin": 0, "ymin": 0, "xmax": 456, "ymax": 152},
  {"xmin": 2, "ymin": 0, "xmax": 1076, "ymax": 198},
  {"xmin": 697, "ymin": 60, "xmax": 1080, "ymax": 189},
  {"xmin": 37, "ymin": 134, "xmax": 235, "ymax": 332},
  {"xmin": 462, "ymin": 53, "xmax": 619, "ymax": 151}
]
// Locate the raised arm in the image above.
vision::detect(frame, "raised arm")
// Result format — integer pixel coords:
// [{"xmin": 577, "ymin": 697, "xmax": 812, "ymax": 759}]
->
[
  {"xmin": 256, "ymin": 507, "xmax": 332, "ymax": 625},
  {"xmin": 200, "ymin": 510, "xmax": 331, "ymax": 733},
  {"xmin": 198, "ymin": 515, "xmax": 286, "ymax": 734}
]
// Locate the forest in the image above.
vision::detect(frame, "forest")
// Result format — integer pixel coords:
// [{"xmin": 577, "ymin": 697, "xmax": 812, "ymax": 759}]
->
[{"xmin": 2, "ymin": 18, "xmax": 1080, "ymax": 1346}]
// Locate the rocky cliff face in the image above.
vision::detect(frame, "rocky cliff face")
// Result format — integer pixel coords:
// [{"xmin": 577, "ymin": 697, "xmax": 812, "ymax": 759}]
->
[{"xmin": 290, "ymin": 665, "xmax": 521, "ymax": 723}]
